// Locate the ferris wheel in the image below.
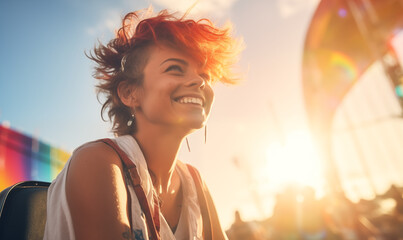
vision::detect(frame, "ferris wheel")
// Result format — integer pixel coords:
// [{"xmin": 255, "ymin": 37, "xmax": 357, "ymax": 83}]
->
[{"xmin": 303, "ymin": 0, "xmax": 403, "ymax": 200}]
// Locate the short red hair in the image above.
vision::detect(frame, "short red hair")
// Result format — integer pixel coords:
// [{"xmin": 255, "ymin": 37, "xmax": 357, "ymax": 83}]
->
[{"xmin": 88, "ymin": 8, "xmax": 243, "ymax": 136}]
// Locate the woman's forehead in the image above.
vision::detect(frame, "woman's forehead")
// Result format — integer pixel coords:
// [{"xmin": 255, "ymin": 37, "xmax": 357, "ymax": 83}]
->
[{"xmin": 148, "ymin": 45, "xmax": 203, "ymax": 68}]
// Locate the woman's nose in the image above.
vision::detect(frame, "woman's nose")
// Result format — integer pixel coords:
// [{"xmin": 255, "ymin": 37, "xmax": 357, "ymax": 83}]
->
[{"xmin": 185, "ymin": 75, "xmax": 205, "ymax": 89}]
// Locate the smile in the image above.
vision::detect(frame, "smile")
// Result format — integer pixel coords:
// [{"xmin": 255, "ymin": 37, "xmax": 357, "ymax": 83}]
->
[{"xmin": 175, "ymin": 97, "xmax": 204, "ymax": 106}]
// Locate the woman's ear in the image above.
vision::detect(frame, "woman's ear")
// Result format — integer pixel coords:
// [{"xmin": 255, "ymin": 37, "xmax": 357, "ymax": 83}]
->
[{"xmin": 118, "ymin": 81, "xmax": 139, "ymax": 107}]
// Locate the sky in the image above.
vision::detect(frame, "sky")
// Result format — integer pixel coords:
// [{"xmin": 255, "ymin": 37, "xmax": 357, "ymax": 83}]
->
[{"xmin": 4, "ymin": 0, "xmax": 401, "ymax": 228}]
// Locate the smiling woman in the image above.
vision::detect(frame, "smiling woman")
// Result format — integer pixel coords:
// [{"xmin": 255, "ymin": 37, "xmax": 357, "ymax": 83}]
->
[
  {"xmin": 128, "ymin": 46, "xmax": 215, "ymax": 132},
  {"xmin": 42, "ymin": 6, "xmax": 242, "ymax": 240}
]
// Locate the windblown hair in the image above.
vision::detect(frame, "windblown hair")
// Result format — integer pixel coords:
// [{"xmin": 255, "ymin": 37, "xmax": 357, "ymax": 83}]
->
[{"xmin": 88, "ymin": 8, "xmax": 243, "ymax": 136}]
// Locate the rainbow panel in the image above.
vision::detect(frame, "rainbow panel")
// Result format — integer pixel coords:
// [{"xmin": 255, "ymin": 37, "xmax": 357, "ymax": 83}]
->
[
  {"xmin": 36, "ymin": 141, "xmax": 51, "ymax": 182},
  {"xmin": 0, "ymin": 126, "xmax": 29, "ymax": 188},
  {"xmin": 50, "ymin": 148, "xmax": 70, "ymax": 179},
  {"xmin": 0, "ymin": 125, "xmax": 71, "ymax": 191},
  {"xmin": 0, "ymin": 133, "xmax": 6, "ymax": 190}
]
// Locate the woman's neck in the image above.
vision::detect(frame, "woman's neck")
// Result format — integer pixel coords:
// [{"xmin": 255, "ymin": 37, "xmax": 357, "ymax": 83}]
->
[{"xmin": 133, "ymin": 127, "xmax": 184, "ymax": 195}]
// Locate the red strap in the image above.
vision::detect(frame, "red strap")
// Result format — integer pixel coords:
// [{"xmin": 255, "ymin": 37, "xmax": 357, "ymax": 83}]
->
[
  {"xmin": 186, "ymin": 164, "xmax": 213, "ymax": 240},
  {"xmin": 100, "ymin": 138, "xmax": 161, "ymax": 240}
]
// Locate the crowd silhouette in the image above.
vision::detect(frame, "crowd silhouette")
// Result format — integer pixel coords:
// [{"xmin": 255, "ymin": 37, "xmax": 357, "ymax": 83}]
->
[{"xmin": 226, "ymin": 185, "xmax": 403, "ymax": 240}]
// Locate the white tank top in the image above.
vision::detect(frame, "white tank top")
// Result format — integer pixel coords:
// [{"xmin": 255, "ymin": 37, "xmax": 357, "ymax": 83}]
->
[{"xmin": 43, "ymin": 135, "xmax": 203, "ymax": 240}]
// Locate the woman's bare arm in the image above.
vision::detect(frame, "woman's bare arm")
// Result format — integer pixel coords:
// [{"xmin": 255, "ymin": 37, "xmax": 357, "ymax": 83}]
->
[{"xmin": 66, "ymin": 142, "xmax": 132, "ymax": 240}]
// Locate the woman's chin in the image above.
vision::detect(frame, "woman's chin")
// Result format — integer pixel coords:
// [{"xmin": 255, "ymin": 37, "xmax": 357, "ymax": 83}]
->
[
  {"xmin": 188, "ymin": 122, "xmax": 205, "ymax": 131},
  {"xmin": 181, "ymin": 120, "xmax": 206, "ymax": 133}
]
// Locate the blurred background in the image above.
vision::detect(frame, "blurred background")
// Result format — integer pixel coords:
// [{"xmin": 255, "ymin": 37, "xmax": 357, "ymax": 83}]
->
[{"xmin": 1, "ymin": 0, "xmax": 403, "ymax": 239}]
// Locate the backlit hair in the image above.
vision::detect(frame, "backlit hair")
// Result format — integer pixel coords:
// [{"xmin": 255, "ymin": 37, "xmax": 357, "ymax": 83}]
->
[{"xmin": 88, "ymin": 8, "xmax": 243, "ymax": 136}]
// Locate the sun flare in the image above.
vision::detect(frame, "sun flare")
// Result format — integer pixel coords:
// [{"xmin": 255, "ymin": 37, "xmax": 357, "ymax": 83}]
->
[{"xmin": 263, "ymin": 130, "xmax": 325, "ymax": 196}]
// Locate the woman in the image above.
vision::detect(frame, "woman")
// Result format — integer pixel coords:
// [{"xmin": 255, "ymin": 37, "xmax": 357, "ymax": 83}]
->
[{"xmin": 44, "ymin": 7, "xmax": 242, "ymax": 240}]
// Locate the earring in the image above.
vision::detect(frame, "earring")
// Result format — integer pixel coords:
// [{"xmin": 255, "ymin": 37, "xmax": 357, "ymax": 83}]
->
[
  {"xmin": 127, "ymin": 113, "xmax": 135, "ymax": 127},
  {"xmin": 186, "ymin": 137, "xmax": 191, "ymax": 152}
]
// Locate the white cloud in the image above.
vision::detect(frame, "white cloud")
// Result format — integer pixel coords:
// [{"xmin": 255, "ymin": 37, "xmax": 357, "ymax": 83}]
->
[
  {"xmin": 276, "ymin": 0, "xmax": 320, "ymax": 18},
  {"xmin": 85, "ymin": 0, "xmax": 239, "ymax": 37},
  {"xmin": 150, "ymin": 0, "xmax": 238, "ymax": 18},
  {"xmin": 85, "ymin": 9, "xmax": 122, "ymax": 37}
]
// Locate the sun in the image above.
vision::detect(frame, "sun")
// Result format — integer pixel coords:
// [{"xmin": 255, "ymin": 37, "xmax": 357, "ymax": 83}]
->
[{"xmin": 263, "ymin": 129, "xmax": 325, "ymax": 196}]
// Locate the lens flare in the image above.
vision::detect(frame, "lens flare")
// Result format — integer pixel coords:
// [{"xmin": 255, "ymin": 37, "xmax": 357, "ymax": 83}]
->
[
  {"xmin": 330, "ymin": 51, "xmax": 358, "ymax": 81},
  {"xmin": 263, "ymin": 130, "xmax": 325, "ymax": 195}
]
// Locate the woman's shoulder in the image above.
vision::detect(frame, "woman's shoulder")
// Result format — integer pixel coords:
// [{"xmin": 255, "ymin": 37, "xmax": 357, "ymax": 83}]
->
[
  {"xmin": 67, "ymin": 139, "xmax": 124, "ymax": 184},
  {"xmin": 64, "ymin": 139, "xmax": 132, "ymax": 239},
  {"xmin": 71, "ymin": 140, "xmax": 122, "ymax": 165}
]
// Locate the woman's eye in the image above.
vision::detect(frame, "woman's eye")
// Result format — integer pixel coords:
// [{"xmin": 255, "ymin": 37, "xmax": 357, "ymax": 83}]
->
[{"xmin": 165, "ymin": 65, "xmax": 184, "ymax": 73}]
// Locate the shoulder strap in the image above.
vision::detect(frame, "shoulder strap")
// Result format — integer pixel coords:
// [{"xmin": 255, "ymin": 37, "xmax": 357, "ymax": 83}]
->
[
  {"xmin": 99, "ymin": 138, "xmax": 161, "ymax": 240},
  {"xmin": 186, "ymin": 164, "xmax": 213, "ymax": 240},
  {"xmin": 186, "ymin": 164, "xmax": 228, "ymax": 240}
]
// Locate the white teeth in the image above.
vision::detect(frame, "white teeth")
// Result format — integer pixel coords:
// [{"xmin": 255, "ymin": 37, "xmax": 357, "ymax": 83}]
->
[{"xmin": 177, "ymin": 97, "xmax": 203, "ymax": 106}]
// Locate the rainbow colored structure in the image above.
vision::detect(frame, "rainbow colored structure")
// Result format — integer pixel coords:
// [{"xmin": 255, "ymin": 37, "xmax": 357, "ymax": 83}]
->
[{"xmin": 0, "ymin": 125, "xmax": 70, "ymax": 191}]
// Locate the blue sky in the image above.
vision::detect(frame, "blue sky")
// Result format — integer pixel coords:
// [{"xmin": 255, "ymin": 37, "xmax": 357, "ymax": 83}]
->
[
  {"xmin": 0, "ymin": 0, "xmax": 330, "ymax": 227},
  {"xmin": 0, "ymin": 0, "xmax": 114, "ymax": 147}
]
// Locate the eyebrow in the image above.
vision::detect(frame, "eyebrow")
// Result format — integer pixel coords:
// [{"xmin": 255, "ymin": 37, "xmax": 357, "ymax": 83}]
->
[{"xmin": 160, "ymin": 58, "xmax": 188, "ymax": 66}]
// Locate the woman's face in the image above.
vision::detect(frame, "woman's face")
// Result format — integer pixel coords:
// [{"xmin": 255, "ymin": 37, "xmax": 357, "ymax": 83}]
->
[{"xmin": 133, "ymin": 45, "xmax": 214, "ymax": 133}]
